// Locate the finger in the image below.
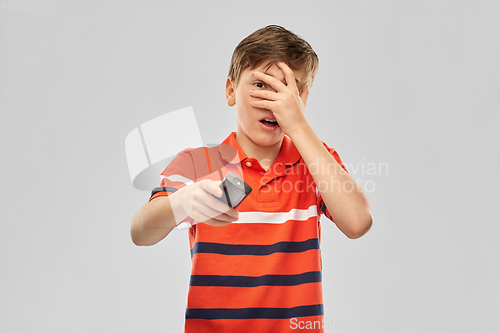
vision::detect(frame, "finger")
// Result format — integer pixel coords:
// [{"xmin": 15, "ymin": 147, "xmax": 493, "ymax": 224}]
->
[
  {"xmin": 249, "ymin": 89, "xmax": 277, "ymax": 101},
  {"xmin": 197, "ymin": 203, "xmax": 238, "ymax": 222},
  {"xmin": 216, "ymin": 201, "xmax": 240, "ymax": 219},
  {"xmin": 200, "ymin": 179, "xmax": 223, "ymax": 198},
  {"xmin": 216, "ymin": 211, "xmax": 239, "ymax": 222},
  {"xmin": 253, "ymin": 70, "xmax": 286, "ymax": 93},
  {"xmin": 250, "ymin": 99, "xmax": 275, "ymax": 112},
  {"xmin": 194, "ymin": 181, "xmax": 234, "ymax": 216},
  {"xmin": 276, "ymin": 62, "xmax": 299, "ymax": 94},
  {"xmin": 201, "ymin": 189, "xmax": 240, "ymax": 217},
  {"xmin": 200, "ymin": 188, "xmax": 233, "ymax": 214},
  {"xmin": 197, "ymin": 180, "xmax": 240, "ymax": 217},
  {"xmin": 202, "ymin": 218, "xmax": 234, "ymax": 227}
]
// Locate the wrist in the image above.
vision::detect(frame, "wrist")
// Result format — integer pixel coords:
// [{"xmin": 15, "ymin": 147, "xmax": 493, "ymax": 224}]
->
[
  {"xmin": 287, "ymin": 121, "xmax": 312, "ymax": 142},
  {"xmin": 168, "ymin": 188, "xmax": 188, "ymax": 226}
]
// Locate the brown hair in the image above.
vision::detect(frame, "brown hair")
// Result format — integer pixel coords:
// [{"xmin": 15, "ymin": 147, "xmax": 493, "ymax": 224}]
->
[{"xmin": 228, "ymin": 25, "xmax": 319, "ymax": 89}]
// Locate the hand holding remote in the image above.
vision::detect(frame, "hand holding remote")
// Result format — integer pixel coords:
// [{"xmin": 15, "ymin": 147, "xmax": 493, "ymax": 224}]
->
[{"xmin": 172, "ymin": 179, "xmax": 239, "ymax": 226}]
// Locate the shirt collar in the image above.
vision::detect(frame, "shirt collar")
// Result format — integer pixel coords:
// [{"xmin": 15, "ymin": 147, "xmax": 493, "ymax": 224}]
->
[{"xmin": 219, "ymin": 132, "xmax": 301, "ymax": 166}]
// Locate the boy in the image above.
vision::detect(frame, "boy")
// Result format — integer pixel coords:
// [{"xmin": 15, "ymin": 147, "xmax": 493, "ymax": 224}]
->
[{"xmin": 131, "ymin": 25, "xmax": 372, "ymax": 332}]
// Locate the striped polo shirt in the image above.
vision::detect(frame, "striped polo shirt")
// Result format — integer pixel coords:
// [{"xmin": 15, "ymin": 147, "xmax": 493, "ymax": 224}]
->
[{"xmin": 149, "ymin": 132, "xmax": 348, "ymax": 333}]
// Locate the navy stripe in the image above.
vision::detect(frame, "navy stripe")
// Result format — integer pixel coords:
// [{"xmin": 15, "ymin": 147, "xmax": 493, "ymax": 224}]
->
[
  {"xmin": 190, "ymin": 271, "xmax": 321, "ymax": 287},
  {"xmin": 149, "ymin": 186, "xmax": 178, "ymax": 199},
  {"xmin": 321, "ymin": 204, "xmax": 327, "ymax": 215},
  {"xmin": 186, "ymin": 304, "xmax": 324, "ymax": 320},
  {"xmin": 190, "ymin": 238, "xmax": 320, "ymax": 258}
]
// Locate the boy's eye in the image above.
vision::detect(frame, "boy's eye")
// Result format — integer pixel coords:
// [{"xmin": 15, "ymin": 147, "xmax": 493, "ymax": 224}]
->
[{"xmin": 254, "ymin": 82, "xmax": 266, "ymax": 89}]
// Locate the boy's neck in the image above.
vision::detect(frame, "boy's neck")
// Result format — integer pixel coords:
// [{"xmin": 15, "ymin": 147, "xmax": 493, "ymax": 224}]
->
[{"xmin": 235, "ymin": 131, "xmax": 283, "ymax": 170}]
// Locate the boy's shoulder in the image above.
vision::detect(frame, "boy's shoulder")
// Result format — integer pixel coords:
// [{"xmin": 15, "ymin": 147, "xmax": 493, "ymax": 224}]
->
[
  {"xmin": 168, "ymin": 132, "xmax": 241, "ymax": 181},
  {"xmin": 176, "ymin": 132, "xmax": 240, "ymax": 164}
]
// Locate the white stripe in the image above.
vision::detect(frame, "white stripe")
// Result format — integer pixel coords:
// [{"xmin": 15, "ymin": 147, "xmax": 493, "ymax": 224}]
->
[
  {"xmin": 161, "ymin": 174, "xmax": 194, "ymax": 185},
  {"xmin": 232, "ymin": 205, "xmax": 318, "ymax": 224}
]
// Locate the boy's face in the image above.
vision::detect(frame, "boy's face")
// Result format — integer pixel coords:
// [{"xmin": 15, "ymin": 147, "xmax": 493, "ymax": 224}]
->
[{"xmin": 225, "ymin": 61, "xmax": 307, "ymax": 149}]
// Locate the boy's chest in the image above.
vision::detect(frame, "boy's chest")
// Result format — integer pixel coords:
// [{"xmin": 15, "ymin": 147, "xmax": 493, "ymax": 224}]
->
[
  {"xmin": 190, "ymin": 156, "xmax": 321, "ymax": 247},
  {"xmin": 237, "ymin": 159, "xmax": 317, "ymax": 211}
]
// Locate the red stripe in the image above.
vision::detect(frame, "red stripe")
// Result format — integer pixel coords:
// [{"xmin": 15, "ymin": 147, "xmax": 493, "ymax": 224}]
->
[
  {"xmin": 187, "ymin": 284, "xmax": 323, "ymax": 309},
  {"xmin": 192, "ymin": 250, "xmax": 321, "ymax": 276}
]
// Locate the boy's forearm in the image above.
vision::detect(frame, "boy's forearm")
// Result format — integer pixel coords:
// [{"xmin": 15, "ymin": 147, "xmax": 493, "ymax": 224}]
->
[
  {"xmin": 130, "ymin": 194, "xmax": 183, "ymax": 246},
  {"xmin": 289, "ymin": 124, "xmax": 372, "ymax": 239}
]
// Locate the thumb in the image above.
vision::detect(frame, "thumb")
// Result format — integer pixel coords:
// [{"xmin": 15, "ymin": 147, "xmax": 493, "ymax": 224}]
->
[{"xmin": 202, "ymin": 180, "xmax": 223, "ymax": 197}]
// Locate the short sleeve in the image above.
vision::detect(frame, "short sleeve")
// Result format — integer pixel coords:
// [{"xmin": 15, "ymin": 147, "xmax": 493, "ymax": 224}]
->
[
  {"xmin": 316, "ymin": 142, "xmax": 349, "ymax": 223},
  {"xmin": 148, "ymin": 149, "xmax": 198, "ymax": 226},
  {"xmin": 149, "ymin": 149, "xmax": 196, "ymax": 202}
]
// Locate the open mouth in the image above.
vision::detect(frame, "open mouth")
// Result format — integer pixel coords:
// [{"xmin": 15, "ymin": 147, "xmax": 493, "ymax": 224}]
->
[{"xmin": 259, "ymin": 119, "xmax": 279, "ymax": 128}]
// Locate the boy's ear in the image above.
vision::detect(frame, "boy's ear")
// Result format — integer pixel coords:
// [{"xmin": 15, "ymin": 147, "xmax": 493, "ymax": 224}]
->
[{"xmin": 226, "ymin": 78, "xmax": 236, "ymax": 107}]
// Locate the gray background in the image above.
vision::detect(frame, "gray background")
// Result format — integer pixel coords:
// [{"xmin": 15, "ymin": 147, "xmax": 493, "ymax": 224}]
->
[{"xmin": 1, "ymin": 0, "xmax": 499, "ymax": 332}]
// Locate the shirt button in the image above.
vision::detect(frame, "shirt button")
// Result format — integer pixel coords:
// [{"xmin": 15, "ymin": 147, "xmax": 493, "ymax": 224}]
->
[{"xmin": 246, "ymin": 161, "xmax": 252, "ymax": 167}]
